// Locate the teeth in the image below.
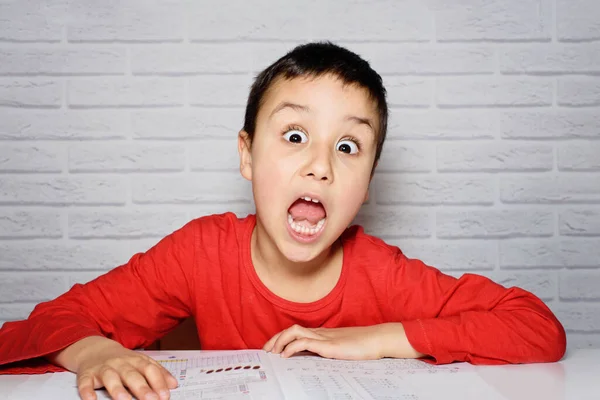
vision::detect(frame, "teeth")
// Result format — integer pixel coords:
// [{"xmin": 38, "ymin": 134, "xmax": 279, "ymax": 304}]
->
[
  {"xmin": 287, "ymin": 213, "xmax": 326, "ymax": 236},
  {"xmin": 301, "ymin": 196, "xmax": 320, "ymax": 203}
]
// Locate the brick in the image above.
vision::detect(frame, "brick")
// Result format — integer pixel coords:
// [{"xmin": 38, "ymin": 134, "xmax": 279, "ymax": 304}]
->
[
  {"xmin": 561, "ymin": 239, "xmax": 600, "ymax": 268},
  {"xmin": 376, "ymin": 142, "xmax": 433, "ymax": 172},
  {"xmin": 348, "ymin": 44, "xmax": 495, "ymax": 75},
  {"xmin": 0, "ymin": 79, "xmax": 61, "ymax": 107},
  {"xmin": 500, "ymin": 110, "xmax": 600, "ymax": 139},
  {"xmin": 557, "ymin": 0, "xmax": 600, "ymax": 41},
  {"xmin": 132, "ymin": 173, "xmax": 252, "ymax": 204},
  {"xmin": 560, "ymin": 209, "xmax": 600, "ymax": 236},
  {"xmin": 0, "ymin": 304, "xmax": 36, "ymax": 322},
  {"xmin": 560, "ymin": 271, "xmax": 600, "ymax": 300},
  {"xmin": 189, "ymin": 140, "xmax": 239, "ymax": 171},
  {"xmin": 558, "ymin": 77, "xmax": 600, "ymax": 107},
  {"xmin": 436, "ymin": 77, "xmax": 552, "ymax": 107},
  {"xmin": 68, "ymin": 78, "xmax": 185, "ymax": 108},
  {"xmin": 551, "ymin": 304, "xmax": 600, "ymax": 332},
  {"xmin": 0, "ymin": 110, "xmax": 128, "ymax": 140},
  {"xmin": 0, "ymin": 176, "xmax": 126, "ymax": 205},
  {"xmin": 500, "ymin": 44, "xmax": 600, "ymax": 74},
  {"xmin": 437, "ymin": 210, "xmax": 554, "ymax": 238},
  {"xmin": 352, "ymin": 208, "xmax": 431, "ymax": 238},
  {"xmin": 501, "ymin": 175, "xmax": 600, "ymax": 204},
  {"xmin": 0, "ymin": 210, "xmax": 62, "ymax": 238},
  {"xmin": 69, "ymin": 143, "xmax": 185, "ymax": 172},
  {"xmin": 393, "ymin": 240, "xmax": 496, "ymax": 270},
  {"xmin": 0, "ymin": 47, "xmax": 126, "ymax": 75},
  {"xmin": 68, "ymin": 209, "xmax": 189, "ymax": 238},
  {"xmin": 565, "ymin": 333, "xmax": 600, "ymax": 349},
  {"xmin": 188, "ymin": 0, "xmax": 313, "ymax": 41},
  {"xmin": 438, "ymin": 143, "xmax": 552, "ymax": 172},
  {"xmin": 0, "ymin": 144, "xmax": 63, "ymax": 172},
  {"xmin": 384, "ymin": 78, "xmax": 432, "ymax": 107},
  {"xmin": 500, "ymin": 239, "xmax": 600, "ymax": 268},
  {"xmin": 0, "ymin": 273, "xmax": 66, "ymax": 302},
  {"xmin": 559, "ymin": 144, "xmax": 600, "ymax": 171},
  {"xmin": 388, "ymin": 110, "xmax": 496, "ymax": 139},
  {"xmin": 373, "ymin": 175, "xmax": 494, "ymax": 205},
  {"xmin": 313, "ymin": 1, "xmax": 432, "ymax": 41},
  {"xmin": 132, "ymin": 109, "xmax": 243, "ymax": 139},
  {"xmin": 0, "ymin": 240, "xmax": 131, "ymax": 271},
  {"xmin": 67, "ymin": 0, "xmax": 184, "ymax": 42},
  {"xmin": 0, "ymin": 0, "xmax": 65, "ymax": 42},
  {"xmin": 489, "ymin": 271, "xmax": 556, "ymax": 301},
  {"xmin": 131, "ymin": 44, "xmax": 254, "ymax": 75},
  {"xmin": 435, "ymin": 0, "xmax": 552, "ymax": 42},
  {"xmin": 189, "ymin": 75, "xmax": 253, "ymax": 106}
]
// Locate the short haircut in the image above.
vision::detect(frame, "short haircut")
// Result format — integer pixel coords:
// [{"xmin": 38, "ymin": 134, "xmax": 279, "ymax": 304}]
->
[{"xmin": 243, "ymin": 41, "xmax": 388, "ymax": 165}]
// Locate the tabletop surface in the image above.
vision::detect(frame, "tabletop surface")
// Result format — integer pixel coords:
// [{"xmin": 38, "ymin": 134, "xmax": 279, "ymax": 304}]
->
[{"xmin": 1, "ymin": 347, "xmax": 599, "ymax": 400}]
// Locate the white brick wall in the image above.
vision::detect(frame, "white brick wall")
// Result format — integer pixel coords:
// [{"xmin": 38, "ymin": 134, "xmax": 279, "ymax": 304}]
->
[{"xmin": 0, "ymin": 0, "xmax": 598, "ymax": 348}]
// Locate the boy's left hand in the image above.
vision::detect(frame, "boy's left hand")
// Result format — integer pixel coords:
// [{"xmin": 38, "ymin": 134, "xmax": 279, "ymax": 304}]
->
[{"xmin": 262, "ymin": 323, "xmax": 425, "ymax": 360}]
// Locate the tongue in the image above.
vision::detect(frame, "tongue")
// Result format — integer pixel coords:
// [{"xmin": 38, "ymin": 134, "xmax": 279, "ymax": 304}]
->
[{"xmin": 288, "ymin": 199, "xmax": 326, "ymax": 224}]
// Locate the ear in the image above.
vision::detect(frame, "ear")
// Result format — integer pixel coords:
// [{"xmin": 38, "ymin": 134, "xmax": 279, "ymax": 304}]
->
[{"xmin": 238, "ymin": 130, "xmax": 253, "ymax": 181}]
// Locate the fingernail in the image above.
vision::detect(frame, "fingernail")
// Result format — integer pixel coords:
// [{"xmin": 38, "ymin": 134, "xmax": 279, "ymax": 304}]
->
[
  {"xmin": 159, "ymin": 390, "xmax": 169, "ymax": 399},
  {"xmin": 145, "ymin": 393, "xmax": 158, "ymax": 400}
]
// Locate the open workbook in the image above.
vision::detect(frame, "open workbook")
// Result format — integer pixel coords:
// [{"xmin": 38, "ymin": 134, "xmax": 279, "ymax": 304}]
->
[{"xmin": 29, "ymin": 349, "xmax": 507, "ymax": 400}]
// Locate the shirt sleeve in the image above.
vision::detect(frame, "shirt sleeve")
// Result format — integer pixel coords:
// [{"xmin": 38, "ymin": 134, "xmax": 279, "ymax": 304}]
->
[
  {"xmin": 390, "ymin": 251, "xmax": 567, "ymax": 365},
  {"xmin": 0, "ymin": 219, "xmax": 198, "ymax": 375}
]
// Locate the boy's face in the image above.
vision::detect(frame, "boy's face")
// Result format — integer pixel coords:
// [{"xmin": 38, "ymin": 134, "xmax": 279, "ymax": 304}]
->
[{"xmin": 239, "ymin": 74, "xmax": 378, "ymax": 263}]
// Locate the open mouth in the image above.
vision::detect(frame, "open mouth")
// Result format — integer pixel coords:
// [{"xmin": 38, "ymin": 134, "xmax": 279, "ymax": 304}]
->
[{"xmin": 287, "ymin": 195, "xmax": 327, "ymax": 238}]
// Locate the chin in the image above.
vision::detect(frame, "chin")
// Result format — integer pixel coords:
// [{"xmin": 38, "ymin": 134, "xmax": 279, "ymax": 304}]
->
[
  {"xmin": 280, "ymin": 239, "xmax": 323, "ymax": 263},
  {"xmin": 280, "ymin": 243, "xmax": 322, "ymax": 264}
]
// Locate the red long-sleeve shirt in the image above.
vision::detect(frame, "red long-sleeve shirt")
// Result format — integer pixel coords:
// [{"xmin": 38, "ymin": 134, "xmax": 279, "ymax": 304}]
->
[{"xmin": 0, "ymin": 212, "xmax": 566, "ymax": 374}]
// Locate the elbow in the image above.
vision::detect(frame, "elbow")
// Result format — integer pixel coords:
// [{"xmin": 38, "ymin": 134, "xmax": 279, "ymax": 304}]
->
[
  {"xmin": 533, "ymin": 314, "xmax": 567, "ymax": 363},
  {"xmin": 546, "ymin": 318, "xmax": 567, "ymax": 362}
]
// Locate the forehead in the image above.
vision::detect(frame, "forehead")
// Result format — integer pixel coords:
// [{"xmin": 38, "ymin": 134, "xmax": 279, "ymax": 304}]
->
[{"xmin": 258, "ymin": 74, "xmax": 379, "ymax": 129}]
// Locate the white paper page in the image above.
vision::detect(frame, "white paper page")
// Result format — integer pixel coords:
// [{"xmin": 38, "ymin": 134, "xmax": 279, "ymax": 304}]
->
[
  {"xmin": 15, "ymin": 351, "xmax": 283, "ymax": 400},
  {"xmin": 267, "ymin": 353, "xmax": 507, "ymax": 400},
  {"xmin": 148, "ymin": 350, "xmax": 284, "ymax": 400}
]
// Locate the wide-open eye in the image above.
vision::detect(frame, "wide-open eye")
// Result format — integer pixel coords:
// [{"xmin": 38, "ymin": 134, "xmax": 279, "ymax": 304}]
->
[
  {"xmin": 337, "ymin": 139, "xmax": 359, "ymax": 154},
  {"xmin": 283, "ymin": 129, "xmax": 308, "ymax": 144}
]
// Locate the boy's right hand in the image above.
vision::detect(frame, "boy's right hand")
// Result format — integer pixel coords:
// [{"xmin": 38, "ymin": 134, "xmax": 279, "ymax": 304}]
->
[{"xmin": 47, "ymin": 336, "xmax": 178, "ymax": 400}]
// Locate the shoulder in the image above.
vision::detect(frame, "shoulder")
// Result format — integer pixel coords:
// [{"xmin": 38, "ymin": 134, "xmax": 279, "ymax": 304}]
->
[
  {"xmin": 186, "ymin": 212, "xmax": 254, "ymax": 234},
  {"xmin": 342, "ymin": 224, "xmax": 440, "ymax": 275},
  {"xmin": 180, "ymin": 212, "xmax": 255, "ymax": 251},
  {"xmin": 342, "ymin": 224, "xmax": 404, "ymax": 264}
]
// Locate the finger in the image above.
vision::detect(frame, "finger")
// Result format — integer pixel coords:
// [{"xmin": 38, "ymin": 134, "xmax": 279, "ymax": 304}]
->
[
  {"xmin": 134, "ymin": 359, "xmax": 173, "ymax": 400},
  {"xmin": 160, "ymin": 366, "xmax": 179, "ymax": 389},
  {"xmin": 77, "ymin": 373, "xmax": 98, "ymax": 400},
  {"xmin": 119, "ymin": 365, "xmax": 160, "ymax": 400},
  {"xmin": 272, "ymin": 325, "xmax": 321, "ymax": 354},
  {"xmin": 99, "ymin": 366, "xmax": 133, "ymax": 400},
  {"xmin": 140, "ymin": 356, "xmax": 178, "ymax": 389},
  {"xmin": 263, "ymin": 331, "xmax": 283, "ymax": 352},
  {"xmin": 280, "ymin": 338, "xmax": 332, "ymax": 359}
]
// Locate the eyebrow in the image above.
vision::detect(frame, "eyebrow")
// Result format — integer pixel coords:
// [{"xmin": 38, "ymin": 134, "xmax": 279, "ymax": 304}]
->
[{"xmin": 269, "ymin": 101, "xmax": 375, "ymax": 134}]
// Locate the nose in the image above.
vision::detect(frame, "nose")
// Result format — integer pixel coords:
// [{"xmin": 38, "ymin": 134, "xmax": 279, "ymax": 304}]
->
[{"xmin": 302, "ymin": 144, "xmax": 333, "ymax": 183}]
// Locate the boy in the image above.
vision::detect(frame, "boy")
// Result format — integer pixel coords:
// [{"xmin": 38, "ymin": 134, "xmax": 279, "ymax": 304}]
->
[{"xmin": 0, "ymin": 42, "xmax": 566, "ymax": 400}]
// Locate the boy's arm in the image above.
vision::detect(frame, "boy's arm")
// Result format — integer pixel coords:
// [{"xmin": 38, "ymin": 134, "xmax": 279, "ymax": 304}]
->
[
  {"xmin": 0, "ymin": 219, "xmax": 198, "ymax": 374},
  {"xmin": 388, "ymin": 252, "xmax": 566, "ymax": 365}
]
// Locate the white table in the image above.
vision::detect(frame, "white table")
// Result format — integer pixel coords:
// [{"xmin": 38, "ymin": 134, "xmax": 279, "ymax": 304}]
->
[{"xmin": 1, "ymin": 348, "xmax": 599, "ymax": 399}]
